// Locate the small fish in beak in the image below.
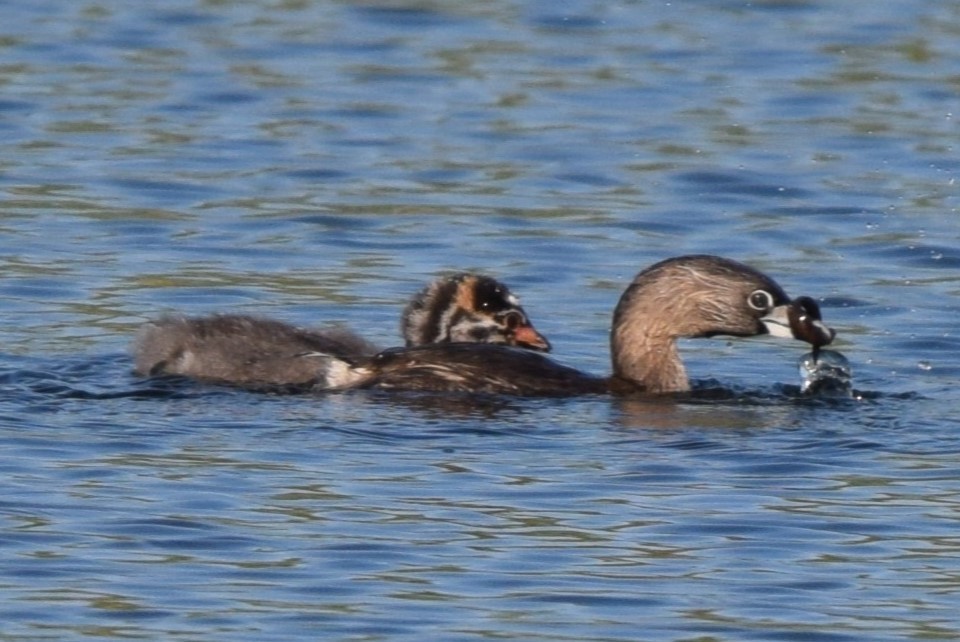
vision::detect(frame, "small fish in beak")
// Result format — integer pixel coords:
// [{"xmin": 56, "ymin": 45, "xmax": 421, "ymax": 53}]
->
[{"xmin": 762, "ymin": 295, "xmax": 836, "ymax": 360}]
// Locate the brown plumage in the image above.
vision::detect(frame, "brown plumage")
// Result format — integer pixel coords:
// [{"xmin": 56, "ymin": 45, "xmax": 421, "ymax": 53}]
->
[
  {"xmin": 325, "ymin": 255, "xmax": 836, "ymax": 396},
  {"xmin": 133, "ymin": 273, "xmax": 548, "ymax": 390}
]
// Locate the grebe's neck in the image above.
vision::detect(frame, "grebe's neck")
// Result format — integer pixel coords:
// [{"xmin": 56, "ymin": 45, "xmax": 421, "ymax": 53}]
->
[{"xmin": 610, "ymin": 322, "xmax": 689, "ymax": 393}]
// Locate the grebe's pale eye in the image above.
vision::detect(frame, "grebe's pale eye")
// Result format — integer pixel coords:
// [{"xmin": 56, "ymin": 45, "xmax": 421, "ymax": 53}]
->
[{"xmin": 747, "ymin": 289, "xmax": 775, "ymax": 312}]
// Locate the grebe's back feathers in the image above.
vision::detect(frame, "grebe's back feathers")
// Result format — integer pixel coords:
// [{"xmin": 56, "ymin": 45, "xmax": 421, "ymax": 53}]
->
[
  {"xmin": 331, "ymin": 255, "xmax": 836, "ymax": 396},
  {"xmin": 132, "ymin": 272, "xmax": 549, "ymax": 390},
  {"xmin": 344, "ymin": 343, "xmax": 609, "ymax": 396}
]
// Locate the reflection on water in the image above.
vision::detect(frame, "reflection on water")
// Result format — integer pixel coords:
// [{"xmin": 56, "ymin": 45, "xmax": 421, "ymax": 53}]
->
[{"xmin": 2, "ymin": 0, "xmax": 960, "ymax": 640}]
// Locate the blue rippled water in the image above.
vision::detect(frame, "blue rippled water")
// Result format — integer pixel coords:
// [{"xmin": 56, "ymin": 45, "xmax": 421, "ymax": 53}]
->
[{"xmin": 1, "ymin": 1, "xmax": 959, "ymax": 640}]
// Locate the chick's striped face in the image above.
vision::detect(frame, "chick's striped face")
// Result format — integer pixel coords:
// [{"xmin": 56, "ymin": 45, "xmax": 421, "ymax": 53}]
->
[{"xmin": 447, "ymin": 276, "xmax": 551, "ymax": 351}]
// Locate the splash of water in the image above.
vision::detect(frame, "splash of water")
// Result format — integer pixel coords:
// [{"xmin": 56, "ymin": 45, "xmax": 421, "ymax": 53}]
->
[{"xmin": 799, "ymin": 349, "xmax": 852, "ymax": 397}]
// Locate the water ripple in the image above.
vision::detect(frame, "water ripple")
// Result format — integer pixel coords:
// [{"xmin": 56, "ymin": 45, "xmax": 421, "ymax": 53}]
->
[{"xmin": 2, "ymin": 0, "xmax": 959, "ymax": 640}]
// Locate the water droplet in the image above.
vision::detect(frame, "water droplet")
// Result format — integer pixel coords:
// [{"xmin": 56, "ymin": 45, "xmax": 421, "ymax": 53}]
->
[
  {"xmin": 918, "ymin": 361, "xmax": 932, "ymax": 371},
  {"xmin": 799, "ymin": 350, "xmax": 852, "ymax": 397}
]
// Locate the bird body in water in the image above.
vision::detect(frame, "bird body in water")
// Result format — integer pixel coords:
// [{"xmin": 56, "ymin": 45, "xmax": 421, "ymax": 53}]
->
[
  {"xmin": 133, "ymin": 273, "xmax": 549, "ymax": 391},
  {"xmin": 320, "ymin": 255, "xmax": 836, "ymax": 396}
]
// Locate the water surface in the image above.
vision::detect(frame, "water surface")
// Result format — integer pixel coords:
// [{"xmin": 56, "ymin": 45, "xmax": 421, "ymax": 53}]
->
[{"xmin": 1, "ymin": 1, "xmax": 959, "ymax": 640}]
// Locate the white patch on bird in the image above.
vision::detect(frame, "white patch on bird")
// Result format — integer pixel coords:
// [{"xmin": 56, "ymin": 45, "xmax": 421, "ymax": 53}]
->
[
  {"xmin": 178, "ymin": 350, "xmax": 197, "ymax": 370},
  {"xmin": 292, "ymin": 351, "xmax": 365, "ymax": 389},
  {"xmin": 424, "ymin": 365, "xmax": 468, "ymax": 383},
  {"xmin": 438, "ymin": 304, "xmax": 460, "ymax": 341},
  {"xmin": 507, "ymin": 293, "xmax": 519, "ymax": 305},
  {"xmin": 760, "ymin": 305, "xmax": 793, "ymax": 338},
  {"xmin": 323, "ymin": 360, "xmax": 368, "ymax": 389}
]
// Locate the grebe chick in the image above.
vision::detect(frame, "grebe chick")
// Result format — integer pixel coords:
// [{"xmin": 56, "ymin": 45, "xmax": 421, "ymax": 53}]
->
[
  {"xmin": 133, "ymin": 273, "xmax": 548, "ymax": 390},
  {"xmin": 324, "ymin": 255, "xmax": 836, "ymax": 396},
  {"xmin": 402, "ymin": 273, "xmax": 550, "ymax": 350}
]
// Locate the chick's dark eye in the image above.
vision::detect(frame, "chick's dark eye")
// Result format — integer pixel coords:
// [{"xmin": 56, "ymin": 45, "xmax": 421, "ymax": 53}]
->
[
  {"xmin": 748, "ymin": 290, "xmax": 774, "ymax": 312},
  {"xmin": 500, "ymin": 311, "xmax": 524, "ymax": 330}
]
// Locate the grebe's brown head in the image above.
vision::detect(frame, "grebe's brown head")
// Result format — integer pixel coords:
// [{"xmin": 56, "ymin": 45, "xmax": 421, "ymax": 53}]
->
[{"xmin": 612, "ymin": 255, "xmax": 835, "ymax": 344}]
